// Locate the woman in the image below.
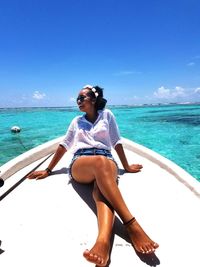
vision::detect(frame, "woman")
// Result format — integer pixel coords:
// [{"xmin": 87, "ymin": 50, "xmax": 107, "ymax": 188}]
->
[{"xmin": 27, "ymin": 85, "xmax": 159, "ymax": 266}]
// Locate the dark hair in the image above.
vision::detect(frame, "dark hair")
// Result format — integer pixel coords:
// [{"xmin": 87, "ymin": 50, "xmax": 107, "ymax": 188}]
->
[{"xmin": 87, "ymin": 85, "xmax": 107, "ymax": 110}]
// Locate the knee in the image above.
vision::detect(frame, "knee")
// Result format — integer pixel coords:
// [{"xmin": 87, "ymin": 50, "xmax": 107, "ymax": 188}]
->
[{"xmin": 93, "ymin": 156, "xmax": 117, "ymax": 177}]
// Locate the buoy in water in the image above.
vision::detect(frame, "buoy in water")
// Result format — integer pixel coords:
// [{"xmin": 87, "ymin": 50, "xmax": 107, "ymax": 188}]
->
[{"xmin": 11, "ymin": 126, "xmax": 21, "ymax": 133}]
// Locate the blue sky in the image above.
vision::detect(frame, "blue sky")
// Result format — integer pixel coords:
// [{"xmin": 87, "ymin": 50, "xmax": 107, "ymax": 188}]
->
[{"xmin": 0, "ymin": 0, "xmax": 200, "ymax": 107}]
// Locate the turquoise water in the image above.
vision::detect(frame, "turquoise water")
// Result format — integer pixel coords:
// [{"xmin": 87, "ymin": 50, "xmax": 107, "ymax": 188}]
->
[{"xmin": 0, "ymin": 105, "xmax": 200, "ymax": 181}]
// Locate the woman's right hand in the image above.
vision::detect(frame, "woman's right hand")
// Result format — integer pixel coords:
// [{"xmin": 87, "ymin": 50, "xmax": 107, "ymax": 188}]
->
[
  {"xmin": 26, "ymin": 170, "xmax": 49, "ymax": 180},
  {"xmin": 125, "ymin": 164, "xmax": 143, "ymax": 173}
]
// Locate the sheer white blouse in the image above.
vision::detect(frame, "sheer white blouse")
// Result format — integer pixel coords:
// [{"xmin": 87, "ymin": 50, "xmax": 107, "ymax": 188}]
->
[{"xmin": 60, "ymin": 109, "xmax": 122, "ymax": 153}]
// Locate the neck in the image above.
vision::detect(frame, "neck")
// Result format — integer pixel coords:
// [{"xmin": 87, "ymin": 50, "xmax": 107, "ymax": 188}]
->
[{"xmin": 85, "ymin": 110, "xmax": 98, "ymax": 123}]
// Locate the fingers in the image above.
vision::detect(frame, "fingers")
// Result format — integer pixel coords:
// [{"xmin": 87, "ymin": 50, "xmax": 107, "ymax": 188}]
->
[
  {"xmin": 132, "ymin": 164, "xmax": 143, "ymax": 169},
  {"xmin": 26, "ymin": 171, "xmax": 35, "ymax": 179},
  {"xmin": 26, "ymin": 171, "xmax": 48, "ymax": 180},
  {"xmin": 35, "ymin": 174, "xmax": 47, "ymax": 180},
  {"xmin": 130, "ymin": 164, "xmax": 143, "ymax": 172},
  {"xmin": 126, "ymin": 164, "xmax": 143, "ymax": 173}
]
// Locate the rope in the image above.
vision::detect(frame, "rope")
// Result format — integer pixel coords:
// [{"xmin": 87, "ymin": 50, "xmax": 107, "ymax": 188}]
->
[
  {"xmin": 0, "ymin": 153, "xmax": 53, "ymax": 201},
  {"xmin": 16, "ymin": 134, "xmax": 27, "ymax": 150}
]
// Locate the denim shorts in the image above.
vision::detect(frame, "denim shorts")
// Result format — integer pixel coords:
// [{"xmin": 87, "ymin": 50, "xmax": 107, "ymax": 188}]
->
[{"xmin": 69, "ymin": 148, "xmax": 119, "ymax": 180}]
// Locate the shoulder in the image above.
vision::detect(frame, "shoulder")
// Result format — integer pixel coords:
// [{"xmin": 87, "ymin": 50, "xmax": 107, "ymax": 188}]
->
[
  {"xmin": 70, "ymin": 115, "xmax": 83, "ymax": 125},
  {"xmin": 100, "ymin": 108, "xmax": 114, "ymax": 117},
  {"xmin": 101, "ymin": 109, "xmax": 116, "ymax": 121}
]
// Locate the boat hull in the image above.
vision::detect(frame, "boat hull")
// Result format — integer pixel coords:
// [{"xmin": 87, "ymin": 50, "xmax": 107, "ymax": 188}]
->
[{"xmin": 0, "ymin": 137, "xmax": 200, "ymax": 266}]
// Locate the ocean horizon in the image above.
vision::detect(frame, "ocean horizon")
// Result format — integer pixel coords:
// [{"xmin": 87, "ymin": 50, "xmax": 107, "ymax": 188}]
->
[
  {"xmin": 1, "ymin": 100, "xmax": 200, "ymax": 109},
  {"xmin": 0, "ymin": 104, "xmax": 200, "ymax": 181}
]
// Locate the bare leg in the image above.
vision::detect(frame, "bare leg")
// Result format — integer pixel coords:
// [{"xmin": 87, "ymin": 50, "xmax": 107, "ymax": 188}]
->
[
  {"xmin": 83, "ymin": 182, "xmax": 114, "ymax": 266},
  {"xmin": 72, "ymin": 156, "xmax": 159, "ymax": 254}
]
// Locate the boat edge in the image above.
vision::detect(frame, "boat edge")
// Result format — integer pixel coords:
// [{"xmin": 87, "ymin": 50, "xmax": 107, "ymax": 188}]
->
[
  {"xmin": 122, "ymin": 137, "xmax": 200, "ymax": 197},
  {"xmin": 1, "ymin": 136, "xmax": 199, "ymax": 197},
  {"xmin": 0, "ymin": 136, "xmax": 63, "ymax": 181}
]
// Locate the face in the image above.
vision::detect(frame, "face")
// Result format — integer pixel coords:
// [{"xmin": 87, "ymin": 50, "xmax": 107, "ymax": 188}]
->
[{"xmin": 76, "ymin": 89, "xmax": 95, "ymax": 112}]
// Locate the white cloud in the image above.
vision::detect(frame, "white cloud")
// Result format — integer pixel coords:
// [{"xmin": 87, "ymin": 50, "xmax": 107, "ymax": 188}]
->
[
  {"xmin": 187, "ymin": 62, "xmax": 195, "ymax": 66},
  {"xmin": 152, "ymin": 86, "xmax": 200, "ymax": 103},
  {"xmin": 172, "ymin": 86, "xmax": 186, "ymax": 97},
  {"xmin": 153, "ymin": 86, "xmax": 171, "ymax": 98},
  {"xmin": 193, "ymin": 55, "xmax": 200, "ymax": 59},
  {"xmin": 113, "ymin": 70, "xmax": 142, "ymax": 76},
  {"xmin": 32, "ymin": 91, "xmax": 46, "ymax": 100},
  {"xmin": 153, "ymin": 86, "xmax": 185, "ymax": 99}
]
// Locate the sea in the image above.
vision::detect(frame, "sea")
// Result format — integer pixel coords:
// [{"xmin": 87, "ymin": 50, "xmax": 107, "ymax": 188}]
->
[{"xmin": 0, "ymin": 104, "xmax": 200, "ymax": 181}]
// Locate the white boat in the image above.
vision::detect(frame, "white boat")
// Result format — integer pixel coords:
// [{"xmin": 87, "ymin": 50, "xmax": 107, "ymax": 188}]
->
[{"xmin": 0, "ymin": 137, "xmax": 200, "ymax": 267}]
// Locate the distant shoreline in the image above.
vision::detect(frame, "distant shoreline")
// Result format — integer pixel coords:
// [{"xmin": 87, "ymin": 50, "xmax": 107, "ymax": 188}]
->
[{"xmin": 1, "ymin": 102, "xmax": 200, "ymax": 110}]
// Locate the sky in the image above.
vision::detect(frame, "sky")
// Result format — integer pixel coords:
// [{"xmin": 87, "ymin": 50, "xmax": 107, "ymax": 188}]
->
[{"xmin": 0, "ymin": 0, "xmax": 200, "ymax": 107}]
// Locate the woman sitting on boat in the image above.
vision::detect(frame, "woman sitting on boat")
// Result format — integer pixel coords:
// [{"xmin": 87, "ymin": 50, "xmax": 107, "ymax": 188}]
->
[{"xmin": 27, "ymin": 84, "xmax": 159, "ymax": 266}]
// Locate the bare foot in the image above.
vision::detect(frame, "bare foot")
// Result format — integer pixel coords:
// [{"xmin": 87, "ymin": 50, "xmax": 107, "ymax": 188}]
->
[
  {"xmin": 126, "ymin": 219, "xmax": 159, "ymax": 254},
  {"xmin": 83, "ymin": 241, "xmax": 110, "ymax": 266}
]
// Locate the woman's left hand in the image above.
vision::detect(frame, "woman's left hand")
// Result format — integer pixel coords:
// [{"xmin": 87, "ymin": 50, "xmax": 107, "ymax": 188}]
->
[{"xmin": 125, "ymin": 164, "xmax": 143, "ymax": 173}]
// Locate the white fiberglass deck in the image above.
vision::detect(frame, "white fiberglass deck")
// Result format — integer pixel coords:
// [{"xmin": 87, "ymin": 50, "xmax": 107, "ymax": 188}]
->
[{"xmin": 0, "ymin": 138, "xmax": 200, "ymax": 267}]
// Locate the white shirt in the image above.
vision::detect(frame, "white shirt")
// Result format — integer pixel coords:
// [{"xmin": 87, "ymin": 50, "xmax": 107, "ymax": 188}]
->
[{"xmin": 60, "ymin": 109, "xmax": 121, "ymax": 153}]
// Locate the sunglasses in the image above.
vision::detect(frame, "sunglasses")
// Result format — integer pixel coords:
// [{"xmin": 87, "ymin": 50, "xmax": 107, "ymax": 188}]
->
[{"xmin": 76, "ymin": 95, "xmax": 88, "ymax": 103}]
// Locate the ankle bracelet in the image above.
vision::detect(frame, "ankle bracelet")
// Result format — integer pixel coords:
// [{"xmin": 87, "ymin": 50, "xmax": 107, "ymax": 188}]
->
[{"xmin": 123, "ymin": 217, "xmax": 136, "ymax": 226}]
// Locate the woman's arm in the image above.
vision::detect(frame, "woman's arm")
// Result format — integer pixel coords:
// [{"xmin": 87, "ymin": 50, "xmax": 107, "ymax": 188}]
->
[
  {"xmin": 27, "ymin": 144, "xmax": 67, "ymax": 180},
  {"xmin": 115, "ymin": 143, "xmax": 142, "ymax": 173},
  {"xmin": 107, "ymin": 110, "xmax": 142, "ymax": 173}
]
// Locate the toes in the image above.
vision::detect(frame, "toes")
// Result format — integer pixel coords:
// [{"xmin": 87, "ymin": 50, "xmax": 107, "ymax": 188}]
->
[
  {"xmin": 94, "ymin": 254, "xmax": 104, "ymax": 265},
  {"xmin": 135, "ymin": 245, "xmax": 146, "ymax": 254},
  {"xmin": 138, "ymin": 244, "xmax": 156, "ymax": 254},
  {"xmin": 83, "ymin": 249, "xmax": 90, "ymax": 259},
  {"xmin": 94, "ymin": 255, "xmax": 104, "ymax": 265},
  {"xmin": 83, "ymin": 249, "xmax": 104, "ymax": 266},
  {"xmin": 85, "ymin": 251, "xmax": 94, "ymax": 261},
  {"xmin": 142, "ymin": 245, "xmax": 150, "ymax": 254},
  {"xmin": 97, "ymin": 256, "xmax": 104, "ymax": 265},
  {"xmin": 153, "ymin": 242, "xmax": 159, "ymax": 249}
]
